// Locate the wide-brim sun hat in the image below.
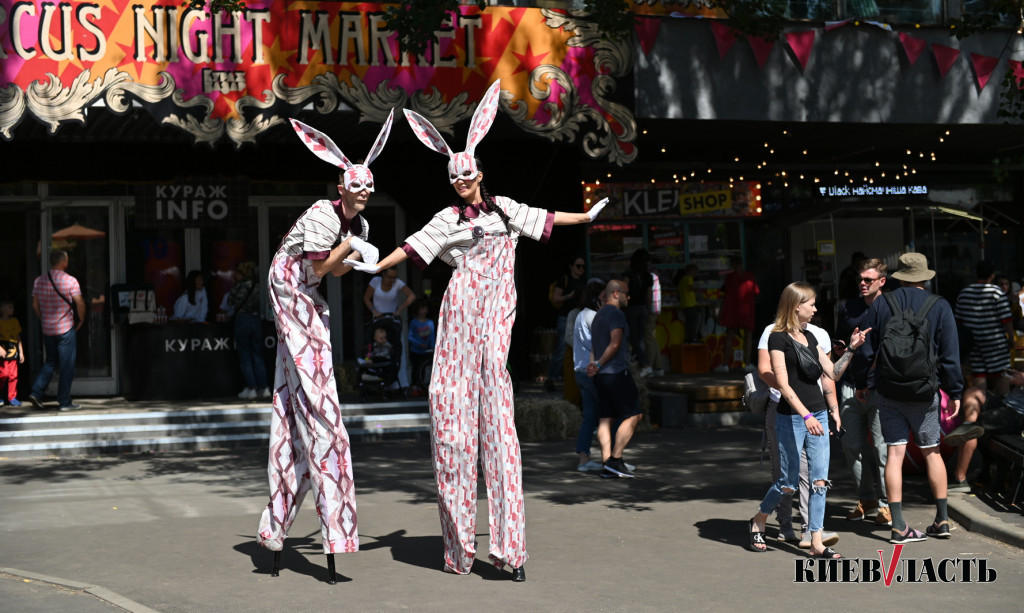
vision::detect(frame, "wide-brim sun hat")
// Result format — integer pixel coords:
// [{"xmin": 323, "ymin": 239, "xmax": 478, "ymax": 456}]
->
[{"xmin": 891, "ymin": 252, "xmax": 935, "ymax": 282}]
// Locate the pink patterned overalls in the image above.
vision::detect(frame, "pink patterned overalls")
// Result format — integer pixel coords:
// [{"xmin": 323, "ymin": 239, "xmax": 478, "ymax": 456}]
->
[
  {"xmin": 430, "ymin": 229, "xmax": 526, "ymax": 574},
  {"xmin": 257, "ymin": 203, "xmax": 359, "ymax": 555}
]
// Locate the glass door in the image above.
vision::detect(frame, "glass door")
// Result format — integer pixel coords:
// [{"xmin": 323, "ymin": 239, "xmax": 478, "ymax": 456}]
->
[{"xmin": 41, "ymin": 202, "xmax": 117, "ymax": 395}]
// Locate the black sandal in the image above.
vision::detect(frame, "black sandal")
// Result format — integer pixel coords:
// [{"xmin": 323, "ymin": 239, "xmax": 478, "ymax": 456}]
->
[
  {"xmin": 748, "ymin": 519, "xmax": 767, "ymax": 552},
  {"xmin": 811, "ymin": 546, "xmax": 842, "ymax": 559}
]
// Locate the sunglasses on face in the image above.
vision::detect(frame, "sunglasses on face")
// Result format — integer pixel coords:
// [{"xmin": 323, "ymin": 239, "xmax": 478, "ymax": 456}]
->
[{"xmin": 858, "ymin": 276, "xmax": 880, "ymax": 284}]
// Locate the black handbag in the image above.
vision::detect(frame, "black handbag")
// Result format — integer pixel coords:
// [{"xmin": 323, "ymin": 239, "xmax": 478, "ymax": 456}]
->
[{"xmin": 790, "ymin": 333, "xmax": 823, "ymax": 381}]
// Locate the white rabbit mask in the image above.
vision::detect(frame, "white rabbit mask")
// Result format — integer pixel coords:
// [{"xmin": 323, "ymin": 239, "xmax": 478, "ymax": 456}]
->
[
  {"xmin": 403, "ymin": 80, "xmax": 502, "ymax": 184},
  {"xmin": 290, "ymin": 109, "xmax": 395, "ymax": 193}
]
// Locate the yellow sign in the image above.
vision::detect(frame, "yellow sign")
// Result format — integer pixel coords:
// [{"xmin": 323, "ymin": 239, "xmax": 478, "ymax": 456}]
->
[{"xmin": 679, "ymin": 190, "xmax": 732, "ymax": 216}]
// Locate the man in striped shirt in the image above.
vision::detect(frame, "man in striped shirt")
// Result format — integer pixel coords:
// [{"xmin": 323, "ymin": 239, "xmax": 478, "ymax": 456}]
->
[
  {"xmin": 29, "ymin": 249, "xmax": 85, "ymax": 411},
  {"xmin": 955, "ymin": 260, "xmax": 1015, "ymax": 395}
]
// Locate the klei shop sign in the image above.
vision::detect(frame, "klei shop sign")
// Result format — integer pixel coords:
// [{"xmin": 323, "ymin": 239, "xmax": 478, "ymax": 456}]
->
[{"xmin": 612, "ymin": 184, "xmax": 758, "ymax": 218}]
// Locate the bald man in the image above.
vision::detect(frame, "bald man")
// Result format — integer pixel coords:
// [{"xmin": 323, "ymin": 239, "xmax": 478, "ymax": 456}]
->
[{"xmin": 586, "ymin": 279, "xmax": 644, "ymax": 478}]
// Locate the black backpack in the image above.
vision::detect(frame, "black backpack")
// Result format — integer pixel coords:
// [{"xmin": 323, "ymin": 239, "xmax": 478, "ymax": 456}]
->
[{"xmin": 875, "ymin": 292, "xmax": 941, "ymax": 401}]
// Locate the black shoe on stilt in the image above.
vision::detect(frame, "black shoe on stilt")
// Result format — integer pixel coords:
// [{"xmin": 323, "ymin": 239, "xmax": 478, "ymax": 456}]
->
[
  {"xmin": 326, "ymin": 553, "xmax": 337, "ymax": 584},
  {"xmin": 511, "ymin": 566, "xmax": 525, "ymax": 582},
  {"xmin": 271, "ymin": 551, "xmax": 282, "ymax": 577}
]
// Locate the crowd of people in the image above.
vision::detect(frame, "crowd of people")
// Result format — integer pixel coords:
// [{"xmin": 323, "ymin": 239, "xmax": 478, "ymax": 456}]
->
[
  {"xmin": 743, "ymin": 250, "xmax": 1024, "ymax": 557},
  {"xmin": 4, "ymin": 81, "xmax": 1022, "ymax": 581}
]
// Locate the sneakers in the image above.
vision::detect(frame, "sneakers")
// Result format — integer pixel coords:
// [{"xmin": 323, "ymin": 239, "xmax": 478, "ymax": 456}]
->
[
  {"xmin": 889, "ymin": 526, "xmax": 927, "ymax": 544},
  {"xmin": 653, "ymin": 369, "xmax": 665, "ymax": 377},
  {"xmin": 874, "ymin": 506, "xmax": 893, "ymax": 526},
  {"xmin": 7, "ymin": 398, "xmax": 21, "ymax": 407},
  {"xmin": 601, "ymin": 457, "xmax": 635, "ymax": 478},
  {"xmin": 577, "ymin": 460, "xmax": 604, "ymax": 472},
  {"xmin": 948, "ymin": 480, "xmax": 971, "ymax": 493},
  {"xmin": 799, "ymin": 531, "xmax": 839, "ymax": 549},
  {"xmin": 260, "ymin": 387, "xmax": 272, "ymax": 399},
  {"xmin": 943, "ymin": 422, "xmax": 985, "ymax": 447},
  {"xmin": 28, "ymin": 394, "xmax": 44, "ymax": 410},
  {"xmin": 638, "ymin": 366, "xmax": 654, "ymax": 378},
  {"xmin": 777, "ymin": 526, "xmax": 800, "ymax": 543},
  {"xmin": 713, "ymin": 364, "xmax": 730, "ymax": 373},
  {"xmin": 926, "ymin": 520, "xmax": 952, "ymax": 539},
  {"xmin": 238, "ymin": 388, "xmax": 257, "ymax": 400},
  {"xmin": 846, "ymin": 500, "xmax": 878, "ymax": 521},
  {"xmin": 58, "ymin": 403, "xmax": 82, "ymax": 412}
]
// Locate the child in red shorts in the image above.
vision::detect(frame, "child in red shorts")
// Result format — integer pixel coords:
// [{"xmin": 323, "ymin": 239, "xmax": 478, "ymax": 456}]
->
[{"xmin": 0, "ymin": 298, "xmax": 25, "ymax": 406}]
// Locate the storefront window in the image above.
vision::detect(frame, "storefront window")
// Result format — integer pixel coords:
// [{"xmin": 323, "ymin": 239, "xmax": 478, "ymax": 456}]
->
[
  {"xmin": 48, "ymin": 206, "xmax": 112, "ymax": 378},
  {"xmin": 587, "ymin": 222, "xmax": 644, "ymax": 280},
  {"xmin": 203, "ymin": 226, "xmax": 259, "ymax": 319},
  {"xmin": 124, "ymin": 208, "xmax": 186, "ymax": 315}
]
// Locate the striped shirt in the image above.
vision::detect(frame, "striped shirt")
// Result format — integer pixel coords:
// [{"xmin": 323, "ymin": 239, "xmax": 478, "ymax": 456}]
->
[
  {"xmin": 32, "ymin": 270, "xmax": 81, "ymax": 336},
  {"xmin": 956, "ymin": 282, "xmax": 1012, "ymax": 340},
  {"xmin": 274, "ymin": 199, "xmax": 369, "ymax": 284},
  {"xmin": 403, "ymin": 196, "xmax": 553, "ymax": 269},
  {"xmin": 956, "ymin": 282, "xmax": 1012, "ymax": 372}
]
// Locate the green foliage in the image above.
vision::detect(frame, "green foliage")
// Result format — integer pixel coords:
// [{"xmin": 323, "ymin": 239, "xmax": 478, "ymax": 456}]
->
[
  {"xmin": 713, "ymin": 0, "xmax": 789, "ymax": 41},
  {"xmin": 948, "ymin": 0, "xmax": 1023, "ymax": 39},
  {"xmin": 383, "ymin": 1, "xmax": 486, "ymax": 57},
  {"xmin": 580, "ymin": 0, "xmax": 636, "ymax": 41},
  {"xmin": 998, "ymin": 66, "xmax": 1024, "ymax": 123}
]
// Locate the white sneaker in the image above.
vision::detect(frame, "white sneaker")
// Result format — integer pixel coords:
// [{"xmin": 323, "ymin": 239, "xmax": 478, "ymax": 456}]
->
[
  {"xmin": 576, "ymin": 460, "xmax": 604, "ymax": 472},
  {"xmin": 259, "ymin": 387, "xmax": 272, "ymax": 399},
  {"xmin": 639, "ymin": 366, "xmax": 654, "ymax": 378},
  {"xmin": 238, "ymin": 388, "xmax": 257, "ymax": 400}
]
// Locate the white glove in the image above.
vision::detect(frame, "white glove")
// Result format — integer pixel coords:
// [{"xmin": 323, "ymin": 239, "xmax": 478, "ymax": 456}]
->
[
  {"xmin": 348, "ymin": 236, "xmax": 379, "ymax": 265},
  {"xmin": 343, "ymin": 259, "xmax": 380, "ymax": 273},
  {"xmin": 587, "ymin": 197, "xmax": 609, "ymax": 222}
]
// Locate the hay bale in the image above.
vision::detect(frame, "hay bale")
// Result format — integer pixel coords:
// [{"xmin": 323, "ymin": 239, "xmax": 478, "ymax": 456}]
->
[
  {"xmin": 514, "ymin": 397, "xmax": 583, "ymax": 441},
  {"xmin": 335, "ymin": 362, "xmax": 358, "ymax": 395}
]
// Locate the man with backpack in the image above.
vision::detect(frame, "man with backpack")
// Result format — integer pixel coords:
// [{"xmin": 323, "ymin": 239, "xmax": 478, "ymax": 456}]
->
[{"xmin": 853, "ymin": 252, "xmax": 964, "ymax": 545}]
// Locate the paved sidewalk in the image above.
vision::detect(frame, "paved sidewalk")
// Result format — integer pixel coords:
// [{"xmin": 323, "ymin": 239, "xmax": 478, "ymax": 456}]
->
[{"xmin": 1, "ymin": 426, "xmax": 1022, "ymax": 612}]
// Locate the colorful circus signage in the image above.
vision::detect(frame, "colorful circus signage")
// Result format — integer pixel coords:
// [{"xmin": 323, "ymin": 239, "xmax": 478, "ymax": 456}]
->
[{"xmin": 0, "ymin": 1, "xmax": 637, "ymax": 164}]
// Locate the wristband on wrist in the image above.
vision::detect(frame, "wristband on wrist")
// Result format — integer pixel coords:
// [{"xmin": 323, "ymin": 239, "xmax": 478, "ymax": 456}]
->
[{"xmin": 802, "ymin": 413, "xmax": 812, "ymax": 421}]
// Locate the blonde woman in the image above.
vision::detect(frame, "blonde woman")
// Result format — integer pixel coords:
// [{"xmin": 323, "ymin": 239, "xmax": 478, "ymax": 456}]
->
[{"xmin": 747, "ymin": 282, "xmax": 869, "ymax": 558}]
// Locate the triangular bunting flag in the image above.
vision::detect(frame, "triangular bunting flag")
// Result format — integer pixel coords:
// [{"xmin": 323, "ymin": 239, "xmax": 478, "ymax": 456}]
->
[
  {"xmin": 785, "ymin": 30, "xmax": 816, "ymax": 70},
  {"xmin": 863, "ymin": 20, "xmax": 893, "ymax": 32},
  {"xmin": 969, "ymin": 52, "xmax": 1000, "ymax": 91},
  {"xmin": 635, "ymin": 17, "xmax": 661, "ymax": 56},
  {"xmin": 824, "ymin": 19, "xmax": 852, "ymax": 31},
  {"xmin": 709, "ymin": 21, "xmax": 738, "ymax": 59},
  {"xmin": 932, "ymin": 43, "xmax": 961, "ymax": 78},
  {"xmin": 899, "ymin": 33, "xmax": 927, "ymax": 66},
  {"xmin": 748, "ymin": 36, "xmax": 776, "ymax": 69}
]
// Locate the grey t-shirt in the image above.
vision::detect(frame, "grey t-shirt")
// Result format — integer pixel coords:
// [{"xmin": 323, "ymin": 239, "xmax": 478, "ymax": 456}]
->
[{"xmin": 591, "ymin": 304, "xmax": 630, "ymax": 374}]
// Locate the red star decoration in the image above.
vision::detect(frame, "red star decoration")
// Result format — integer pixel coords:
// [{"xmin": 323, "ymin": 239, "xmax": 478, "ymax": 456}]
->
[{"xmin": 510, "ymin": 41, "xmax": 548, "ymax": 76}]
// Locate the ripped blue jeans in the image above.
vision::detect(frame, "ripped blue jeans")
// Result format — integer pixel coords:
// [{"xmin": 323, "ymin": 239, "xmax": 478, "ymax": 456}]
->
[{"xmin": 758, "ymin": 410, "xmax": 831, "ymax": 534}]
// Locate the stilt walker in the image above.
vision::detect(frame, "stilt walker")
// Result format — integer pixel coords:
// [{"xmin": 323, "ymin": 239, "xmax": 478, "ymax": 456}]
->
[
  {"xmin": 345, "ymin": 80, "xmax": 608, "ymax": 581},
  {"xmin": 257, "ymin": 111, "xmax": 394, "ymax": 582}
]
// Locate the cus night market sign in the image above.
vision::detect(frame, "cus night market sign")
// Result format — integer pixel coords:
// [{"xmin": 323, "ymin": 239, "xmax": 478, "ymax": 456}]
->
[{"xmin": 0, "ymin": 1, "xmax": 636, "ymax": 164}]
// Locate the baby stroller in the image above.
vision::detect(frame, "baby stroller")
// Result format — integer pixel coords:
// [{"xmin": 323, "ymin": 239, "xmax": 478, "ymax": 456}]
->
[{"xmin": 357, "ymin": 315, "xmax": 405, "ymax": 401}]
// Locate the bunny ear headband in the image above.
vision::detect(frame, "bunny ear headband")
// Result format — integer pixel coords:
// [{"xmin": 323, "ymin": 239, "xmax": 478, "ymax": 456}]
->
[
  {"xmin": 403, "ymin": 80, "xmax": 502, "ymax": 184},
  {"xmin": 290, "ymin": 108, "xmax": 396, "ymax": 193}
]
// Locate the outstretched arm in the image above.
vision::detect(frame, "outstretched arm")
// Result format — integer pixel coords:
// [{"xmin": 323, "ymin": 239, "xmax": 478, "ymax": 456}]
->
[{"xmin": 552, "ymin": 197, "xmax": 608, "ymax": 226}]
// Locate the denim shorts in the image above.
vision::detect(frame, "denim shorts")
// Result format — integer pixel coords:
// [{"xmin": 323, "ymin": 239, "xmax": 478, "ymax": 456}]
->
[{"xmin": 876, "ymin": 392, "xmax": 942, "ymax": 448}]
